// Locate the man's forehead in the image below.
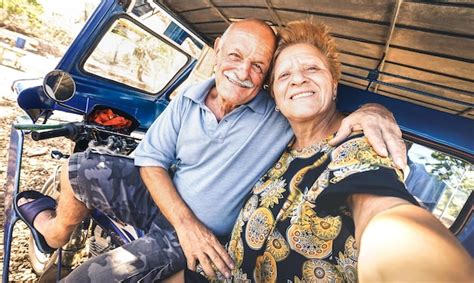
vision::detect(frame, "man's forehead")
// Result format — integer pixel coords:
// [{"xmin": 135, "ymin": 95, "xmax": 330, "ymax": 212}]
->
[
  {"xmin": 222, "ymin": 20, "xmax": 276, "ymax": 45},
  {"xmin": 221, "ymin": 35, "xmax": 273, "ymax": 65},
  {"xmin": 221, "ymin": 28, "xmax": 275, "ymax": 54}
]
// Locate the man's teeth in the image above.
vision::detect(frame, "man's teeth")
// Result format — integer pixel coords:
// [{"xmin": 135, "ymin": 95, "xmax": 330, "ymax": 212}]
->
[{"xmin": 292, "ymin": 92, "xmax": 314, "ymax": 99}]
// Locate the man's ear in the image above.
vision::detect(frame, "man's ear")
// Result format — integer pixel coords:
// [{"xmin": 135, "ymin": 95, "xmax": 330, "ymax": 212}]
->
[{"xmin": 214, "ymin": 37, "xmax": 222, "ymax": 54}]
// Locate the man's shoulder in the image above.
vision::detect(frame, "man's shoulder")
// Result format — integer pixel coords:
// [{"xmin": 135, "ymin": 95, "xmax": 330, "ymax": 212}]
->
[{"xmin": 179, "ymin": 78, "xmax": 216, "ymax": 103}]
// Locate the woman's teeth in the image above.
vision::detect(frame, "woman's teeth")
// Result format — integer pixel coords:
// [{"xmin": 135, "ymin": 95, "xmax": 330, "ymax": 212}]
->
[{"xmin": 292, "ymin": 92, "xmax": 314, "ymax": 99}]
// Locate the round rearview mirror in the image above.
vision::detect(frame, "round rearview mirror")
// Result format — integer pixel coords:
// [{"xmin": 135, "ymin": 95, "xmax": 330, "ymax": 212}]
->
[{"xmin": 42, "ymin": 70, "xmax": 76, "ymax": 102}]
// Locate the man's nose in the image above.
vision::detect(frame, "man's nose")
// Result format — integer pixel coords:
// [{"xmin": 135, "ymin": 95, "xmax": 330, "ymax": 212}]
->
[{"xmin": 236, "ymin": 61, "xmax": 252, "ymax": 80}]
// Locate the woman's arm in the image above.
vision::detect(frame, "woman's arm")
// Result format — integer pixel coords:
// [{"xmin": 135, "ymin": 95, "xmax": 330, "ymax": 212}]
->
[{"xmin": 349, "ymin": 194, "xmax": 473, "ymax": 282}]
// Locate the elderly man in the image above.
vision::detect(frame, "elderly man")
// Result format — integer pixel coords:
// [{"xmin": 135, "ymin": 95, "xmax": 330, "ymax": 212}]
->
[{"xmin": 16, "ymin": 19, "xmax": 406, "ymax": 281}]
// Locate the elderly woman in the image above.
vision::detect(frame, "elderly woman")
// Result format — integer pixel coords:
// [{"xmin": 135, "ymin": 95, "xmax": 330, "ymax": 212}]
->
[{"xmin": 224, "ymin": 20, "xmax": 473, "ymax": 282}]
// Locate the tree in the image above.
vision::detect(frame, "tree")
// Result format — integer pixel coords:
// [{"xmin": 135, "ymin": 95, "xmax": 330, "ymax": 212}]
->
[
  {"xmin": 0, "ymin": 0, "xmax": 44, "ymax": 33},
  {"xmin": 427, "ymin": 152, "xmax": 473, "ymax": 222},
  {"xmin": 427, "ymin": 152, "xmax": 472, "ymax": 193}
]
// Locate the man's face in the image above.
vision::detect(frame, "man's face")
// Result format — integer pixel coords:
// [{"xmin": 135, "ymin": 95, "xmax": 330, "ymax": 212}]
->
[{"xmin": 214, "ymin": 25, "xmax": 275, "ymax": 107}]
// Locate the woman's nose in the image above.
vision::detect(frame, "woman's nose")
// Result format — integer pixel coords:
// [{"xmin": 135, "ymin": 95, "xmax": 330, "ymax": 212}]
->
[{"xmin": 290, "ymin": 71, "xmax": 307, "ymax": 86}]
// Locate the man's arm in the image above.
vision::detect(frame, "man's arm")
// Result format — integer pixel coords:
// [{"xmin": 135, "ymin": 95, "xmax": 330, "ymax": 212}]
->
[
  {"xmin": 140, "ymin": 166, "xmax": 234, "ymax": 279},
  {"xmin": 330, "ymin": 103, "xmax": 406, "ymax": 169},
  {"xmin": 349, "ymin": 194, "xmax": 473, "ymax": 282}
]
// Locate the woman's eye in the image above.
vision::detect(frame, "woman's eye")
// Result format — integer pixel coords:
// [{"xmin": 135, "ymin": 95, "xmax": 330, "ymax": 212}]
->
[
  {"xmin": 307, "ymin": 66, "xmax": 320, "ymax": 71},
  {"xmin": 278, "ymin": 72, "xmax": 289, "ymax": 79}
]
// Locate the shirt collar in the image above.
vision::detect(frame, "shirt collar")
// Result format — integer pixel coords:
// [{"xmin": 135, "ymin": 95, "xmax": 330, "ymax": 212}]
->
[{"xmin": 183, "ymin": 77, "xmax": 270, "ymax": 115}]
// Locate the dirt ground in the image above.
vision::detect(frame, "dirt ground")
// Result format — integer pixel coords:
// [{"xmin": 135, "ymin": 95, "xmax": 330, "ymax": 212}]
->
[{"xmin": 1, "ymin": 63, "xmax": 73, "ymax": 281}]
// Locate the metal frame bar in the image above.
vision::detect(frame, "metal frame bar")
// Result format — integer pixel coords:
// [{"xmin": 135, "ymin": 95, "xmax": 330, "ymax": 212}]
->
[
  {"xmin": 2, "ymin": 127, "xmax": 24, "ymax": 283},
  {"xmin": 372, "ymin": 0, "xmax": 404, "ymax": 93},
  {"xmin": 265, "ymin": 0, "xmax": 283, "ymax": 27},
  {"xmin": 205, "ymin": 0, "xmax": 231, "ymax": 25}
]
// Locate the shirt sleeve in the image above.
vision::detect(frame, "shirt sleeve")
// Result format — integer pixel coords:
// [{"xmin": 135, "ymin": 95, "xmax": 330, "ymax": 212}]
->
[
  {"xmin": 315, "ymin": 135, "xmax": 419, "ymax": 209},
  {"xmin": 134, "ymin": 87, "xmax": 189, "ymax": 169}
]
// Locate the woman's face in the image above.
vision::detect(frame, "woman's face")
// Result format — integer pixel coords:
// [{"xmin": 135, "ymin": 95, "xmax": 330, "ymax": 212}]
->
[{"xmin": 272, "ymin": 43, "xmax": 337, "ymax": 123}]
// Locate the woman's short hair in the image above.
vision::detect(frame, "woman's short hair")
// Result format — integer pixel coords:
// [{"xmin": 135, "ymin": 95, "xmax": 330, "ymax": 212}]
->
[{"xmin": 269, "ymin": 19, "xmax": 341, "ymax": 89}]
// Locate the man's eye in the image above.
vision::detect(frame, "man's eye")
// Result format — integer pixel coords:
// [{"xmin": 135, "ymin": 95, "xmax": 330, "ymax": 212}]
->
[
  {"xmin": 229, "ymin": 53, "xmax": 240, "ymax": 60},
  {"xmin": 252, "ymin": 63, "xmax": 263, "ymax": 73}
]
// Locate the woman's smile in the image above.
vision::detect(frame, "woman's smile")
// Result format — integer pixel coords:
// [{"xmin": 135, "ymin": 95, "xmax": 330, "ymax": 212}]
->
[{"xmin": 289, "ymin": 91, "xmax": 315, "ymax": 100}]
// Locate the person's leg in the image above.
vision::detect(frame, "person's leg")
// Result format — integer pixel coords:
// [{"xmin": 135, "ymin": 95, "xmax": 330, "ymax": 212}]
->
[
  {"xmin": 19, "ymin": 150, "xmax": 159, "ymax": 249},
  {"xmin": 20, "ymin": 150, "xmax": 188, "ymax": 281},
  {"xmin": 61, "ymin": 221, "xmax": 186, "ymax": 282},
  {"xmin": 18, "ymin": 160, "xmax": 90, "ymax": 248}
]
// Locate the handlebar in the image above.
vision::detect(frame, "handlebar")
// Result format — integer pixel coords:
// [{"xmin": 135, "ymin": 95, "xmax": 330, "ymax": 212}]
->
[
  {"xmin": 15, "ymin": 121, "xmax": 140, "ymax": 153},
  {"xmin": 31, "ymin": 123, "xmax": 80, "ymax": 141}
]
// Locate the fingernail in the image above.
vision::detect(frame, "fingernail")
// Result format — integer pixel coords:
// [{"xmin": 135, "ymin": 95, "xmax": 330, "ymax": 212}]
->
[
  {"xmin": 381, "ymin": 148, "xmax": 388, "ymax": 156},
  {"xmin": 225, "ymin": 272, "xmax": 231, "ymax": 279},
  {"xmin": 395, "ymin": 158, "xmax": 404, "ymax": 169}
]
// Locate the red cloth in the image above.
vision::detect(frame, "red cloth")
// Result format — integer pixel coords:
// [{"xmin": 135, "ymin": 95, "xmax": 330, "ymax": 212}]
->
[{"xmin": 90, "ymin": 109, "xmax": 132, "ymax": 129}]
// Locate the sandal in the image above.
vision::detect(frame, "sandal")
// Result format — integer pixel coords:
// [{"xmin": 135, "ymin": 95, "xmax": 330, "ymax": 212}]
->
[{"xmin": 14, "ymin": 190, "xmax": 57, "ymax": 253}]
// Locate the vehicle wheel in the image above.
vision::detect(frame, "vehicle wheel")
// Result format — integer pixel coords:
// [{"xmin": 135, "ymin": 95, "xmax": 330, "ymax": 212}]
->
[{"xmin": 28, "ymin": 170, "xmax": 60, "ymax": 275}]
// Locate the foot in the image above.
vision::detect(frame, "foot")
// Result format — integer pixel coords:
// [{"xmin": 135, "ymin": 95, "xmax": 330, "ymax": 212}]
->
[{"xmin": 18, "ymin": 197, "xmax": 67, "ymax": 248}]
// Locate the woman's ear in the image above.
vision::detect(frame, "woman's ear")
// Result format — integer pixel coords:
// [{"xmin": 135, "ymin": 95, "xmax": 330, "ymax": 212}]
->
[{"xmin": 333, "ymin": 83, "xmax": 338, "ymax": 100}]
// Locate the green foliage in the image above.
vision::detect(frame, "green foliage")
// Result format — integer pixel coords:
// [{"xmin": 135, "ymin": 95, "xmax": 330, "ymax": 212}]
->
[
  {"xmin": 427, "ymin": 152, "xmax": 472, "ymax": 193},
  {"xmin": 0, "ymin": 0, "xmax": 44, "ymax": 30},
  {"xmin": 428, "ymin": 152, "xmax": 473, "ymax": 224}
]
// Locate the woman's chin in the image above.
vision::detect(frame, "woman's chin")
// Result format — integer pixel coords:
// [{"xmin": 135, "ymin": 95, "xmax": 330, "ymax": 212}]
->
[{"xmin": 283, "ymin": 108, "xmax": 330, "ymax": 122}]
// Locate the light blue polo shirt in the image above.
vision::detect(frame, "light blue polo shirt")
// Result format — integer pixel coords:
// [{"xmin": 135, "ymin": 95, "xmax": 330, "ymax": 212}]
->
[{"xmin": 135, "ymin": 78, "xmax": 292, "ymax": 235}]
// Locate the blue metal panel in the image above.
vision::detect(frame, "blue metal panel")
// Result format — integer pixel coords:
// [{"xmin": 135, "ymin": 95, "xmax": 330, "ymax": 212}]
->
[
  {"xmin": 164, "ymin": 21, "xmax": 203, "ymax": 49},
  {"xmin": 16, "ymin": 85, "xmax": 49, "ymax": 108},
  {"xmin": 337, "ymin": 85, "xmax": 474, "ymax": 158}
]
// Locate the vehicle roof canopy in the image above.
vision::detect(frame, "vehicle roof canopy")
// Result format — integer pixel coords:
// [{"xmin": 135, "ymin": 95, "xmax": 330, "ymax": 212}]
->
[{"xmin": 159, "ymin": 0, "xmax": 473, "ymax": 120}]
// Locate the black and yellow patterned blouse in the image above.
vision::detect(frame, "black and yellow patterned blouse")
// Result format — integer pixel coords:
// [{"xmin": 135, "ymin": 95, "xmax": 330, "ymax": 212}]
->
[{"xmin": 226, "ymin": 133, "xmax": 417, "ymax": 282}]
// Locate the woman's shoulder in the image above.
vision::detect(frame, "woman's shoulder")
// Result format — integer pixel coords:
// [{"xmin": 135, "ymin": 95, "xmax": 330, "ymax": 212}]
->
[{"xmin": 327, "ymin": 131, "xmax": 403, "ymax": 183}]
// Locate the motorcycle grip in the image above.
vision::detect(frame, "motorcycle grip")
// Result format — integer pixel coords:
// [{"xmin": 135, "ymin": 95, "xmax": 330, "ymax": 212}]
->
[{"xmin": 31, "ymin": 124, "xmax": 78, "ymax": 141}]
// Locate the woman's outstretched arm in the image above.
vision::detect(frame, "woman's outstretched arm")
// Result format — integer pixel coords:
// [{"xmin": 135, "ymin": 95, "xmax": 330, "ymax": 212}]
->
[{"xmin": 350, "ymin": 194, "xmax": 473, "ymax": 282}]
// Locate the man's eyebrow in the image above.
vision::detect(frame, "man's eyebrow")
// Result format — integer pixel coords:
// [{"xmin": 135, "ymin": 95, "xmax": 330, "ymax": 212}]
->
[
  {"xmin": 231, "ymin": 47, "xmax": 242, "ymax": 55},
  {"xmin": 231, "ymin": 47, "xmax": 268, "ymax": 66}
]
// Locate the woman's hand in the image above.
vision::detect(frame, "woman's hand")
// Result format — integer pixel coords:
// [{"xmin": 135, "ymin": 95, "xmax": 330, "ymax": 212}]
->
[{"xmin": 329, "ymin": 103, "xmax": 406, "ymax": 169}]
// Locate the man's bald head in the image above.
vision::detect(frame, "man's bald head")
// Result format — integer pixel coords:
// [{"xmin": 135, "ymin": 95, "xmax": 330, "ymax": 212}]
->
[{"xmin": 220, "ymin": 19, "xmax": 277, "ymax": 53}]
